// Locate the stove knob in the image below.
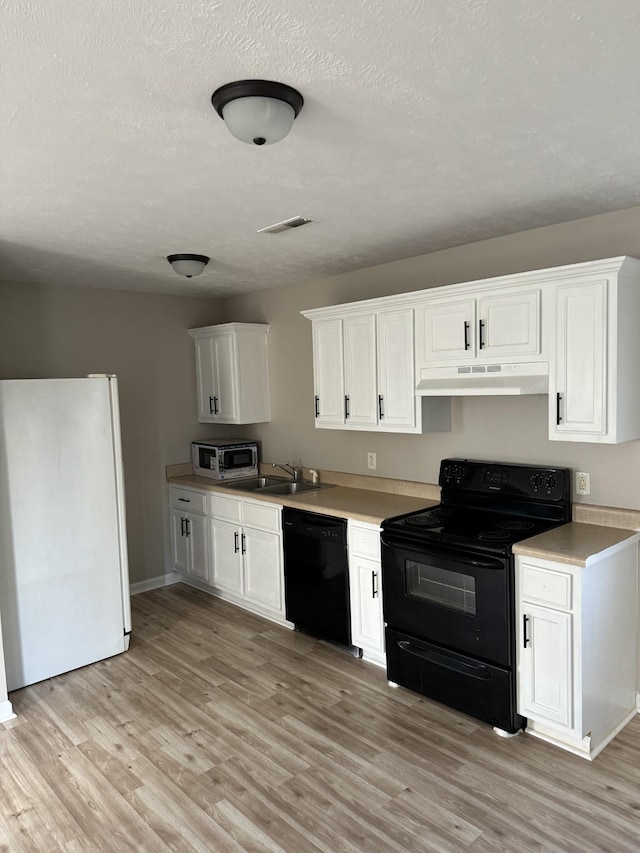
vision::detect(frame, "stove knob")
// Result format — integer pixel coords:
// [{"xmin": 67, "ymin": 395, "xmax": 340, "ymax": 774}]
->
[
  {"xmin": 530, "ymin": 473, "xmax": 543, "ymax": 493},
  {"xmin": 545, "ymin": 475, "xmax": 557, "ymax": 494}
]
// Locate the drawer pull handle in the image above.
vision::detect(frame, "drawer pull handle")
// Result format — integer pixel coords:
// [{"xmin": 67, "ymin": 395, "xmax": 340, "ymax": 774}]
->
[
  {"xmin": 314, "ymin": 395, "xmax": 320, "ymax": 418},
  {"xmin": 478, "ymin": 319, "xmax": 485, "ymax": 350},
  {"xmin": 234, "ymin": 532, "xmax": 239, "ymax": 553},
  {"xmin": 523, "ymin": 614, "xmax": 530, "ymax": 647},
  {"xmin": 556, "ymin": 392, "xmax": 562, "ymax": 425},
  {"xmin": 378, "ymin": 395, "xmax": 384, "ymax": 419},
  {"xmin": 371, "ymin": 571, "xmax": 378, "ymax": 598},
  {"xmin": 464, "ymin": 321, "xmax": 470, "ymax": 351},
  {"xmin": 178, "ymin": 497, "xmax": 190, "ymax": 502}
]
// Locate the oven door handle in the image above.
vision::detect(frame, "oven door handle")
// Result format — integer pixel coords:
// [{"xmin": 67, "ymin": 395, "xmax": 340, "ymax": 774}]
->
[
  {"xmin": 397, "ymin": 640, "xmax": 491, "ymax": 680},
  {"xmin": 380, "ymin": 536, "xmax": 505, "ymax": 570}
]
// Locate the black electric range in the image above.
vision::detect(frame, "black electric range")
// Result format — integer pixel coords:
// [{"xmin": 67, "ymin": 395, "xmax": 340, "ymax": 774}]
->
[{"xmin": 381, "ymin": 458, "xmax": 572, "ymax": 734}]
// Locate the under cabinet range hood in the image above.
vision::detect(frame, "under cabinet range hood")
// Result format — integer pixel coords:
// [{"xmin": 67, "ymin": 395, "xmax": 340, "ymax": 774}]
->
[{"xmin": 416, "ymin": 362, "xmax": 549, "ymax": 396}]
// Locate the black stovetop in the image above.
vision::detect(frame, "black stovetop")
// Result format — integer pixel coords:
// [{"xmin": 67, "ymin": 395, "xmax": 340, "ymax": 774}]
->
[{"xmin": 382, "ymin": 458, "xmax": 572, "ymax": 556}]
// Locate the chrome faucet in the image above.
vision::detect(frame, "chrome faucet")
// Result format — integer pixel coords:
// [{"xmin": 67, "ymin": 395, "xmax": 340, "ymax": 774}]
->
[{"xmin": 272, "ymin": 461, "xmax": 302, "ymax": 481}]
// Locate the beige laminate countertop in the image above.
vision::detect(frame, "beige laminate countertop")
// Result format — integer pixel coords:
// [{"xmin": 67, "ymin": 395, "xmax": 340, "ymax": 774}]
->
[
  {"xmin": 168, "ymin": 474, "xmax": 436, "ymax": 525},
  {"xmin": 513, "ymin": 523, "xmax": 640, "ymax": 567}
]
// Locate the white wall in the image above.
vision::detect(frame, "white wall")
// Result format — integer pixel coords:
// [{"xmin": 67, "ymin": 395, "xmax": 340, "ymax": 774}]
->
[
  {"xmin": 0, "ymin": 280, "xmax": 220, "ymax": 583},
  {"xmin": 218, "ymin": 205, "xmax": 640, "ymax": 511}
]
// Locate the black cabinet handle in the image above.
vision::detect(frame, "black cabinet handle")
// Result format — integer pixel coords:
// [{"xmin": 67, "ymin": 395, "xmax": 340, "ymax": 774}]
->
[
  {"xmin": 371, "ymin": 571, "xmax": 378, "ymax": 598},
  {"xmin": 241, "ymin": 533, "xmax": 246, "ymax": 555},
  {"xmin": 212, "ymin": 396, "xmax": 219, "ymax": 415},
  {"xmin": 209, "ymin": 395, "xmax": 215, "ymax": 414},
  {"xmin": 178, "ymin": 497, "xmax": 190, "ymax": 502},
  {"xmin": 523, "ymin": 614, "xmax": 530, "ymax": 647},
  {"xmin": 378, "ymin": 395, "xmax": 384, "ymax": 419},
  {"xmin": 234, "ymin": 531, "xmax": 239, "ymax": 553},
  {"xmin": 314, "ymin": 395, "xmax": 320, "ymax": 418},
  {"xmin": 180, "ymin": 517, "xmax": 185, "ymax": 536},
  {"xmin": 556, "ymin": 393, "xmax": 562, "ymax": 425},
  {"xmin": 464, "ymin": 321, "xmax": 470, "ymax": 351},
  {"xmin": 185, "ymin": 518, "xmax": 190, "ymax": 537},
  {"xmin": 344, "ymin": 395, "xmax": 350, "ymax": 419},
  {"xmin": 478, "ymin": 319, "xmax": 485, "ymax": 350}
]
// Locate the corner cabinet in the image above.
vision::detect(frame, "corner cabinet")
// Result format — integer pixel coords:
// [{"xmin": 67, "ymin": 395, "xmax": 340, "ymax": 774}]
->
[
  {"xmin": 188, "ymin": 323, "xmax": 270, "ymax": 424},
  {"xmin": 549, "ymin": 259, "xmax": 640, "ymax": 443},
  {"xmin": 303, "ymin": 305, "xmax": 451, "ymax": 434},
  {"xmin": 515, "ymin": 533, "xmax": 639, "ymax": 759}
]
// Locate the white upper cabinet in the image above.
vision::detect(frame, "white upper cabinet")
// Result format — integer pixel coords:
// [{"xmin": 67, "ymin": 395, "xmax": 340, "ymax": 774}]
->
[
  {"xmin": 416, "ymin": 289, "xmax": 540, "ymax": 368},
  {"xmin": 549, "ymin": 259, "xmax": 640, "ymax": 443},
  {"xmin": 189, "ymin": 323, "xmax": 270, "ymax": 424},
  {"xmin": 307, "ymin": 307, "xmax": 450, "ymax": 434}
]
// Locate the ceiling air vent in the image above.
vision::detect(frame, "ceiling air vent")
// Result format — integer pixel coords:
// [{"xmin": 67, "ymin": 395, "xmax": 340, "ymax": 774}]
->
[{"xmin": 257, "ymin": 216, "xmax": 313, "ymax": 234}]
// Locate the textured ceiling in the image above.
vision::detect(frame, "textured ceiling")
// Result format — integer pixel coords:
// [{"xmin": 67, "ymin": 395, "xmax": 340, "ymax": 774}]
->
[{"xmin": 2, "ymin": 0, "xmax": 640, "ymax": 297}]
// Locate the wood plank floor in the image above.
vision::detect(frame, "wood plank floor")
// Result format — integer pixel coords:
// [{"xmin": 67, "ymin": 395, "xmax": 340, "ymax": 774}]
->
[{"xmin": 2, "ymin": 584, "xmax": 640, "ymax": 852}]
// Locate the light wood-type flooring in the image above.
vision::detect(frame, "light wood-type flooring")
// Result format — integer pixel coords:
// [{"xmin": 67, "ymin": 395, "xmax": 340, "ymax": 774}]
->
[{"xmin": 2, "ymin": 584, "xmax": 640, "ymax": 852}]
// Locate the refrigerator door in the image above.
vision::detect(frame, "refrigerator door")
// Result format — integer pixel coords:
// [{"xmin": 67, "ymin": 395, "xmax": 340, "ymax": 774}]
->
[{"xmin": 0, "ymin": 377, "xmax": 131, "ymax": 691}]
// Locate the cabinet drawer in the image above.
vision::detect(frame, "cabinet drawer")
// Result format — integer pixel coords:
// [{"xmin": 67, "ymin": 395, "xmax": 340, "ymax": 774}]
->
[
  {"xmin": 169, "ymin": 486, "xmax": 207, "ymax": 514},
  {"xmin": 521, "ymin": 563, "xmax": 572, "ymax": 610},
  {"xmin": 348, "ymin": 521, "xmax": 381, "ymax": 560},
  {"xmin": 243, "ymin": 499, "xmax": 282, "ymax": 532},
  {"xmin": 209, "ymin": 493, "xmax": 242, "ymax": 523}
]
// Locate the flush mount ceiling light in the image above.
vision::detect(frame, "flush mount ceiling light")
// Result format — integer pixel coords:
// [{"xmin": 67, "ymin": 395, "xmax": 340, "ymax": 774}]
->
[
  {"xmin": 167, "ymin": 254, "xmax": 209, "ymax": 278},
  {"xmin": 211, "ymin": 80, "xmax": 304, "ymax": 146}
]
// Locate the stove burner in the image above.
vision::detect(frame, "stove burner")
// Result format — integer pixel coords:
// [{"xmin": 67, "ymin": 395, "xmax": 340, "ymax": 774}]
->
[
  {"xmin": 428, "ymin": 506, "xmax": 456, "ymax": 518},
  {"xmin": 477, "ymin": 530, "xmax": 512, "ymax": 542},
  {"xmin": 405, "ymin": 514, "xmax": 441, "ymax": 528},
  {"xmin": 496, "ymin": 520, "xmax": 535, "ymax": 531}
]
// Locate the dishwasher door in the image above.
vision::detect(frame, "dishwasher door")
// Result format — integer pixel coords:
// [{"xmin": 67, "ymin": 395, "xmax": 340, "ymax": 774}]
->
[{"xmin": 282, "ymin": 508, "xmax": 351, "ymax": 646}]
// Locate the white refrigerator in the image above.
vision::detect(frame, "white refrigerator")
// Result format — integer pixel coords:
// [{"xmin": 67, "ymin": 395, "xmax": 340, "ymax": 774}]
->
[{"xmin": 0, "ymin": 375, "xmax": 132, "ymax": 692}]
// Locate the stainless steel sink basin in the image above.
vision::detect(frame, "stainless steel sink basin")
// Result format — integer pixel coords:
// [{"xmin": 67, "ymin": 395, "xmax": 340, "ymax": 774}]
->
[
  {"xmin": 258, "ymin": 481, "xmax": 334, "ymax": 496},
  {"xmin": 223, "ymin": 476, "xmax": 286, "ymax": 491}
]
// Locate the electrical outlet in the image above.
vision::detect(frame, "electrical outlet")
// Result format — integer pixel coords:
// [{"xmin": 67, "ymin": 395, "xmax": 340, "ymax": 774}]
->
[
  {"xmin": 367, "ymin": 451, "xmax": 377, "ymax": 470},
  {"xmin": 576, "ymin": 472, "xmax": 591, "ymax": 495}
]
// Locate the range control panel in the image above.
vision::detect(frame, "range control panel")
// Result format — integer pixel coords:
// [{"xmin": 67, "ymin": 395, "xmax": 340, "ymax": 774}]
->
[{"xmin": 439, "ymin": 458, "xmax": 571, "ymax": 502}]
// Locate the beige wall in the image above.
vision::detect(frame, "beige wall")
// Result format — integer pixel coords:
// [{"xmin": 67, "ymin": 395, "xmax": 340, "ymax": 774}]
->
[
  {"xmin": 0, "ymin": 280, "xmax": 221, "ymax": 583},
  {"xmin": 219, "ymin": 205, "xmax": 640, "ymax": 511}
]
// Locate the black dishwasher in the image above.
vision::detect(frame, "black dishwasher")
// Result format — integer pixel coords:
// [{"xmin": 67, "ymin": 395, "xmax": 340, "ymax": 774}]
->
[{"xmin": 282, "ymin": 508, "xmax": 352, "ymax": 648}]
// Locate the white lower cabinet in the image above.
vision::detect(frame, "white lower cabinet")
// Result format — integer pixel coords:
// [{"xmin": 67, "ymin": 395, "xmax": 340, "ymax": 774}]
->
[
  {"xmin": 208, "ymin": 493, "xmax": 286, "ymax": 622},
  {"xmin": 516, "ymin": 537, "xmax": 639, "ymax": 759},
  {"xmin": 169, "ymin": 487, "xmax": 208, "ymax": 582},
  {"xmin": 348, "ymin": 520, "xmax": 385, "ymax": 665}
]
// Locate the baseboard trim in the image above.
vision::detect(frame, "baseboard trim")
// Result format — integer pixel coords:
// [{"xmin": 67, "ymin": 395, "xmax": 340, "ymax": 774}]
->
[
  {"xmin": 130, "ymin": 572, "xmax": 181, "ymax": 595},
  {"xmin": 0, "ymin": 700, "xmax": 16, "ymax": 724}
]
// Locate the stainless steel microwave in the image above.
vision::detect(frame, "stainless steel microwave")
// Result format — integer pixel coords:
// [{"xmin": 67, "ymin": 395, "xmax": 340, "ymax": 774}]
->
[{"xmin": 192, "ymin": 439, "xmax": 258, "ymax": 480}]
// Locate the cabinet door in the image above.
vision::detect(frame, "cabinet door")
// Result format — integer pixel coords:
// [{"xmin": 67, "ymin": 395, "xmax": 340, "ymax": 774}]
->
[
  {"xmin": 193, "ymin": 336, "xmax": 216, "ymax": 421},
  {"xmin": 343, "ymin": 314, "xmax": 377, "ymax": 426},
  {"xmin": 185, "ymin": 512, "xmax": 208, "ymax": 582},
  {"xmin": 209, "ymin": 517, "xmax": 243, "ymax": 595},
  {"xmin": 417, "ymin": 299, "xmax": 475, "ymax": 364},
  {"xmin": 377, "ymin": 308, "xmax": 415, "ymax": 428},
  {"xmin": 170, "ymin": 509, "xmax": 189, "ymax": 573},
  {"xmin": 349, "ymin": 555, "xmax": 384, "ymax": 653},
  {"xmin": 551, "ymin": 280, "xmax": 607, "ymax": 439},
  {"xmin": 477, "ymin": 290, "xmax": 540, "ymax": 357},
  {"xmin": 211, "ymin": 332, "xmax": 238, "ymax": 423},
  {"xmin": 520, "ymin": 603, "xmax": 573, "ymax": 728},
  {"xmin": 312, "ymin": 318, "xmax": 345, "ymax": 425},
  {"xmin": 242, "ymin": 527, "xmax": 283, "ymax": 614}
]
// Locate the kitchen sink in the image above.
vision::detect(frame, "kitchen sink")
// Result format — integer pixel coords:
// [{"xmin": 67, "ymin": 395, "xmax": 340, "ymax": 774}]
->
[
  {"xmin": 223, "ymin": 476, "xmax": 287, "ymax": 491},
  {"xmin": 259, "ymin": 481, "xmax": 334, "ymax": 495}
]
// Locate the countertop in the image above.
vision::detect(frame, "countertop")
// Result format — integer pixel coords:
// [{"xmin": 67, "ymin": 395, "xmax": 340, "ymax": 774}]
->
[
  {"xmin": 168, "ymin": 474, "xmax": 436, "ymax": 526},
  {"xmin": 513, "ymin": 522, "xmax": 640, "ymax": 567},
  {"xmin": 168, "ymin": 468, "xmax": 640, "ymax": 559}
]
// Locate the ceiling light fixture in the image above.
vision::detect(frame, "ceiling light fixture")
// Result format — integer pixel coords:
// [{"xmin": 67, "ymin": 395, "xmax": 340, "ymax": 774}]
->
[
  {"xmin": 211, "ymin": 79, "xmax": 304, "ymax": 146},
  {"xmin": 167, "ymin": 254, "xmax": 209, "ymax": 278}
]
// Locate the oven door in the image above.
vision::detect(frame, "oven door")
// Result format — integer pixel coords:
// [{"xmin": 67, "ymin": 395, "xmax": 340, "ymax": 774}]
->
[{"xmin": 381, "ymin": 534, "xmax": 511, "ymax": 666}]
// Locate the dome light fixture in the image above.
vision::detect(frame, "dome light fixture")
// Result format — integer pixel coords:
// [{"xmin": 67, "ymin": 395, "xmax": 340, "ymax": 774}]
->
[
  {"xmin": 211, "ymin": 79, "xmax": 304, "ymax": 146},
  {"xmin": 167, "ymin": 254, "xmax": 209, "ymax": 278}
]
